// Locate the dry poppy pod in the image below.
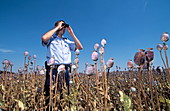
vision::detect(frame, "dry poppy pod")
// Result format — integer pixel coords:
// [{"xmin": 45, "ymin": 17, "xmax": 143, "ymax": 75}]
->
[
  {"xmin": 86, "ymin": 65, "xmax": 94, "ymax": 75},
  {"xmin": 156, "ymin": 66, "xmax": 163, "ymax": 73},
  {"xmin": 30, "ymin": 61, "xmax": 34, "ymax": 65},
  {"xmin": 145, "ymin": 48, "xmax": 154, "ymax": 62},
  {"xmin": 57, "ymin": 64, "xmax": 66, "ymax": 73},
  {"xmin": 100, "ymin": 59, "xmax": 104, "ymax": 64},
  {"xmin": 9, "ymin": 62, "xmax": 14, "ymax": 66},
  {"xmin": 91, "ymin": 50, "xmax": 98, "ymax": 61},
  {"xmin": 163, "ymin": 43, "xmax": 168, "ymax": 50},
  {"xmin": 134, "ymin": 49, "xmax": 145, "ymax": 66},
  {"xmin": 75, "ymin": 49, "xmax": 80, "ymax": 55},
  {"xmin": 2, "ymin": 59, "xmax": 9, "ymax": 65},
  {"xmin": 74, "ymin": 57, "xmax": 79, "ymax": 64},
  {"xmin": 48, "ymin": 57, "xmax": 55, "ymax": 65},
  {"xmin": 29, "ymin": 66, "xmax": 33, "ymax": 70},
  {"xmin": 101, "ymin": 39, "xmax": 107, "ymax": 47},
  {"xmin": 25, "ymin": 63, "xmax": 29, "ymax": 67},
  {"xmin": 94, "ymin": 43, "xmax": 99, "ymax": 50},
  {"xmin": 39, "ymin": 70, "xmax": 45, "ymax": 75},
  {"xmin": 131, "ymin": 87, "xmax": 136, "ymax": 92},
  {"xmin": 18, "ymin": 67, "xmax": 23, "ymax": 73},
  {"xmin": 99, "ymin": 47, "xmax": 105, "ymax": 54},
  {"xmin": 106, "ymin": 58, "xmax": 114, "ymax": 68},
  {"xmin": 37, "ymin": 65, "xmax": 41, "ymax": 70},
  {"xmin": 24, "ymin": 51, "xmax": 29, "ymax": 56},
  {"xmin": 85, "ymin": 62, "xmax": 88, "ymax": 66},
  {"xmin": 71, "ymin": 64, "xmax": 76, "ymax": 70},
  {"xmin": 127, "ymin": 60, "xmax": 133, "ymax": 68},
  {"xmin": 156, "ymin": 43, "xmax": 163, "ymax": 51},
  {"xmin": 28, "ymin": 56, "xmax": 31, "ymax": 60},
  {"xmin": 160, "ymin": 32, "xmax": 169, "ymax": 42},
  {"xmin": 33, "ymin": 54, "xmax": 37, "ymax": 59}
]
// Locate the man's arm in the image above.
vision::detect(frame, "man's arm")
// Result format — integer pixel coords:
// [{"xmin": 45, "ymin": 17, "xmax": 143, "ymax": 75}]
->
[
  {"xmin": 42, "ymin": 22, "xmax": 63, "ymax": 43},
  {"xmin": 67, "ymin": 26, "xmax": 83, "ymax": 50}
]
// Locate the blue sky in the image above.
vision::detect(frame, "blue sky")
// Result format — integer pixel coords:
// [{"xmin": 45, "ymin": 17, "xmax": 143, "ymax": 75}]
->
[{"xmin": 0, "ymin": 0, "xmax": 170, "ymax": 73}]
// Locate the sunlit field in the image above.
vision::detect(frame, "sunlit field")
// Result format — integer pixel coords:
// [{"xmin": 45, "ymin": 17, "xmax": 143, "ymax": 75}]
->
[{"xmin": 0, "ymin": 33, "xmax": 170, "ymax": 110}]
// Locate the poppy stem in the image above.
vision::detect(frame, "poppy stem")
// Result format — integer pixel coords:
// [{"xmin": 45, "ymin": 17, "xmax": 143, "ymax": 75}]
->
[
  {"xmin": 164, "ymin": 49, "xmax": 170, "ymax": 82},
  {"xmin": 149, "ymin": 66, "xmax": 155, "ymax": 111},
  {"xmin": 159, "ymin": 51, "xmax": 167, "ymax": 69},
  {"xmin": 137, "ymin": 67, "xmax": 143, "ymax": 110},
  {"xmin": 49, "ymin": 66, "xmax": 53, "ymax": 110}
]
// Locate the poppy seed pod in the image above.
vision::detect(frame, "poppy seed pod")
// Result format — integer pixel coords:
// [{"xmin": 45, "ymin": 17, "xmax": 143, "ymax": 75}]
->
[
  {"xmin": 85, "ymin": 62, "xmax": 88, "ymax": 66},
  {"xmin": 24, "ymin": 51, "xmax": 29, "ymax": 56},
  {"xmin": 86, "ymin": 65, "xmax": 95, "ymax": 75},
  {"xmin": 48, "ymin": 57, "xmax": 55, "ymax": 65},
  {"xmin": 91, "ymin": 51, "xmax": 98, "ymax": 61},
  {"xmin": 101, "ymin": 39, "xmax": 106, "ymax": 47},
  {"xmin": 57, "ymin": 64, "xmax": 66, "ymax": 73},
  {"xmin": 36, "ymin": 65, "xmax": 40, "ymax": 71},
  {"xmin": 145, "ymin": 48, "xmax": 154, "ymax": 62},
  {"xmin": 127, "ymin": 60, "xmax": 133, "ymax": 68},
  {"xmin": 74, "ymin": 57, "xmax": 79, "ymax": 64},
  {"xmin": 39, "ymin": 70, "xmax": 45, "ymax": 75},
  {"xmin": 106, "ymin": 58, "xmax": 114, "ymax": 68},
  {"xmin": 131, "ymin": 87, "xmax": 136, "ymax": 92},
  {"xmin": 160, "ymin": 32, "xmax": 169, "ymax": 42},
  {"xmin": 156, "ymin": 43, "xmax": 163, "ymax": 51},
  {"xmin": 25, "ymin": 63, "xmax": 29, "ymax": 67},
  {"xmin": 94, "ymin": 43, "xmax": 99, "ymax": 50},
  {"xmin": 28, "ymin": 56, "xmax": 31, "ymax": 60},
  {"xmin": 163, "ymin": 43, "xmax": 168, "ymax": 50},
  {"xmin": 18, "ymin": 67, "xmax": 23, "ymax": 73},
  {"xmin": 99, "ymin": 47, "xmax": 105, "ymax": 54},
  {"xmin": 9, "ymin": 62, "xmax": 14, "ymax": 66},
  {"xmin": 33, "ymin": 54, "xmax": 37, "ymax": 59},
  {"xmin": 100, "ymin": 59, "xmax": 104, "ymax": 64},
  {"xmin": 134, "ymin": 49, "xmax": 145, "ymax": 66},
  {"xmin": 75, "ymin": 49, "xmax": 80, "ymax": 55},
  {"xmin": 29, "ymin": 66, "xmax": 33, "ymax": 70},
  {"xmin": 30, "ymin": 61, "xmax": 34, "ymax": 65},
  {"xmin": 156, "ymin": 66, "xmax": 163, "ymax": 73},
  {"xmin": 69, "ymin": 80, "xmax": 73, "ymax": 84},
  {"xmin": 71, "ymin": 64, "xmax": 76, "ymax": 70},
  {"xmin": 2, "ymin": 59, "xmax": 9, "ymax": 65}
]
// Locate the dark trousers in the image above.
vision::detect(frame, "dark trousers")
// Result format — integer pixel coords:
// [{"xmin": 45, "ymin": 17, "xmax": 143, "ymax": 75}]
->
[{"xmin": 44, "ymin": 61, "xmax": 70, "ymax": 106}]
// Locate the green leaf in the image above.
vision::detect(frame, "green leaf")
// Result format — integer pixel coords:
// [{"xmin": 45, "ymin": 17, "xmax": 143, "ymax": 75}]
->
[
  {"xmin": 159, "ymin": 96, "xmax": 170, "ymax": 110},
  {"xmin": 70, "ymin": 105, "xmax": 76, "ymax": 111},
  {"xmin": 15, "ymin": 99, "xmax": 24, "ymax": 110},
  {"xmin": 1, "ymin": 84, "xmax": 5, "ymax": 91},
  {"xmin": 119, "ymin": 91, "xmax": 132, "ymax": 111},
  {"xmin": 0, "ymin": 101, "xmax": 3, "ymax": 106}
]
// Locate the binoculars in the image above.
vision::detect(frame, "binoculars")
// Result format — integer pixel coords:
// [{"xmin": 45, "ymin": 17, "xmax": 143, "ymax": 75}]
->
[{"xmin": 62, "ymin": 23, "xmax": 69, "ymax": 28}]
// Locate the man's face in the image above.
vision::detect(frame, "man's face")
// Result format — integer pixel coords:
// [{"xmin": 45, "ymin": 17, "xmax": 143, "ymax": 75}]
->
[
  {"xmin": 58, "ymin": 21, "xmax": 66, "ymax": 35},
  {"xmin": 59, "ymin": 28, "xmax": 66, "ymax": 35}
]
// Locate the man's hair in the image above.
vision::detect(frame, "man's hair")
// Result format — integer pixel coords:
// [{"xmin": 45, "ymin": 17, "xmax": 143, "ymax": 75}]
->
[{"xmin": 54, "ymin": 20, "xmax": 65, "ymax": 26}]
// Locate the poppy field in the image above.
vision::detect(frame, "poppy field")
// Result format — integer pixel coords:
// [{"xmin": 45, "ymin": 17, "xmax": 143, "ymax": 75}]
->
[{"xmin": 0, "ymin": 32, "xmax": 170, "ymax": 111}]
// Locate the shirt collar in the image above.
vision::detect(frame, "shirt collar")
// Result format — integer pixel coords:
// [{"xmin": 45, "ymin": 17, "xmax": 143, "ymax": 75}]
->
[{"xmin": 53, "ymin": 35, "xmax": 67, "ymax": 40}]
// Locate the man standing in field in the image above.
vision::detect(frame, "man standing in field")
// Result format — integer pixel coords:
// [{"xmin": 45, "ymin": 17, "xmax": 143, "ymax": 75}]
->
[{"xmin": 42, "ymin": 20, "xmax": 83, "ymax": 106}]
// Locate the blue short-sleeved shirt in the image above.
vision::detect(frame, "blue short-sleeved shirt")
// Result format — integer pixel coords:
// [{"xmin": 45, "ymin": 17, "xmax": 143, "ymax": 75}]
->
[{"xmin": 42, "ymin": 35, "xmax": 76, "ymax": 65}]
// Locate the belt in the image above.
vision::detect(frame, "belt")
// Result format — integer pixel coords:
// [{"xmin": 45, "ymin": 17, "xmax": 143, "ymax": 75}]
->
[{"xmin": 54, "ymin": 64, "xmax": 71, "ymax": 73}]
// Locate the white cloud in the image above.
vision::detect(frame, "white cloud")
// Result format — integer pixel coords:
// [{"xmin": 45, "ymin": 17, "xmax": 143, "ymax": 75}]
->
[{"xmin": 0, "ymin": 49, "xmax": 15, "ymax": 53}]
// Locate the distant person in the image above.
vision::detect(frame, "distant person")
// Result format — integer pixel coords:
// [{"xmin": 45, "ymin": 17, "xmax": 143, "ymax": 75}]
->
[{"xmin": 42, "ymin": 20, "xmax": 83, "ymax": 106}]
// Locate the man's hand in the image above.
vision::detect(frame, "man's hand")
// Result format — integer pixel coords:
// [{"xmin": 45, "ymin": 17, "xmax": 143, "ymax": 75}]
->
[
  {"xmin": 66, "ymin": 26, "xmax": 83, "ymax": 50},
  {"xmin": 67, "ymin": 26, "xmax": 74, "ymax": 36},
  {"xmin": 42, "ymin": 21, "xmax": 64, "ymax": 43},
  {"xmin": 57, "ymin": 21, "xmax": 64, "ymax": 30}
]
